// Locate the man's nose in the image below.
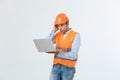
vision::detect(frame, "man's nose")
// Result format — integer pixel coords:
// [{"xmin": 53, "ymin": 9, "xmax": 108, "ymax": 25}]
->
[{"xmin": 58, "ymin": 26, "xmax": 62, "ymax": 29}]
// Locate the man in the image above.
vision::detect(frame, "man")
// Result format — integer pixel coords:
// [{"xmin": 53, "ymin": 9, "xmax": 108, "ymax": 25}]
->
[{"xmin": 48, "ymin": 13, "xmax": 80, "ymax": 80}]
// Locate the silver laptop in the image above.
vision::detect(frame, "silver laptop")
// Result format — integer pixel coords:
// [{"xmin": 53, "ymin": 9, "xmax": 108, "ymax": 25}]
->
[{"xmin": 33, "ymin": 38, "xmax": 56, "ymax": 53}]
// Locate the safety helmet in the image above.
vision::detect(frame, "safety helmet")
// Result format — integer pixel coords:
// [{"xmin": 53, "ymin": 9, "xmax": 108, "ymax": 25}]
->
[{"xmin": 54, "ymin": 13, "xmax": 69, "ymax": 25}]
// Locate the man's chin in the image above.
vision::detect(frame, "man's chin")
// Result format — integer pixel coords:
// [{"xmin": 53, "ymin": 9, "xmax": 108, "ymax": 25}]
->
[{"xmin": 60, "ymin": 31, "xmax": 65, "ymax": 34}]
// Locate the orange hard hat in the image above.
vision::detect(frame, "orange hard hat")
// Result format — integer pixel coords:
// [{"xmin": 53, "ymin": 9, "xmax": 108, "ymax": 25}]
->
[{"xmin": 54, "ymin": 13, "xmax": 69, "ymax": 25}]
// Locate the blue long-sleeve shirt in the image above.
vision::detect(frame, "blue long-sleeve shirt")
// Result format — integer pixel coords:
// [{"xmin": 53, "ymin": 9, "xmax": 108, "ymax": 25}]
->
[{"xmin": 48, "ymin": 29, "xmax": 80, "ymax": 60}]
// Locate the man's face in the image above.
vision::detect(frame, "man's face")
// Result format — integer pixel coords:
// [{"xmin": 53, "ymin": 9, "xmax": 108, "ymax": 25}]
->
[{"xmin": 55, "ymin": 22, "xmax": 69, "ymax": 34}]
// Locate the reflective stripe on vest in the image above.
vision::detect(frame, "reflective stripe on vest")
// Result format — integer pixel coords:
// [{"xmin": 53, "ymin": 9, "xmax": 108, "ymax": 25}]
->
[{"xmin": 56, "ymin": 46, "xmax": 71, "ymax": 52}]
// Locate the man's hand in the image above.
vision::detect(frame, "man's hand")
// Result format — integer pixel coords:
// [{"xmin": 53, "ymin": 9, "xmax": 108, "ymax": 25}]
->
[
  {"xmin": 53, "ymin": 26, "xmax": 59, "ymax": 32},
  {"xmin": 46, "ymin": 51, "xmax": 59, "ymax": 55}
]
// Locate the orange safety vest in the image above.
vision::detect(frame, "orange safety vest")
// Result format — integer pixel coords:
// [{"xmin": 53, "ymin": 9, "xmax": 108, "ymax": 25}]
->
[{"xmin": 53, "ymin": 30, "xmax": 79, "ymax": 67}]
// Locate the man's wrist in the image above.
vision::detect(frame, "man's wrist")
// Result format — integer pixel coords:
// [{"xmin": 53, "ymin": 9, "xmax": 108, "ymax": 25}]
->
[{"xmin": 52, "ymin": 29, "xmax": 56, "ymax": 32}]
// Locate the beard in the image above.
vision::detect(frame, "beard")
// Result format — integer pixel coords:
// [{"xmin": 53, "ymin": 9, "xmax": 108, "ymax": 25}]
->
[{"xmin": 60, "ymin": 30, "xmax": 66, "ymax": 34}]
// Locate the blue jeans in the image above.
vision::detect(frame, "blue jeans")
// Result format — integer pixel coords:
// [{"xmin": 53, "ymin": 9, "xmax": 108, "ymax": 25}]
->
[{"xmin": 50, "ymin": 64, "xmax": 75, "ymax": 80}]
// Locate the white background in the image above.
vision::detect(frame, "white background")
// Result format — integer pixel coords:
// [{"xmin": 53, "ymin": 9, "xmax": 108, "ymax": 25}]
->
[{"xmin": 0, "ymin": 0, "xmax": 120, "ymax": 80}]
